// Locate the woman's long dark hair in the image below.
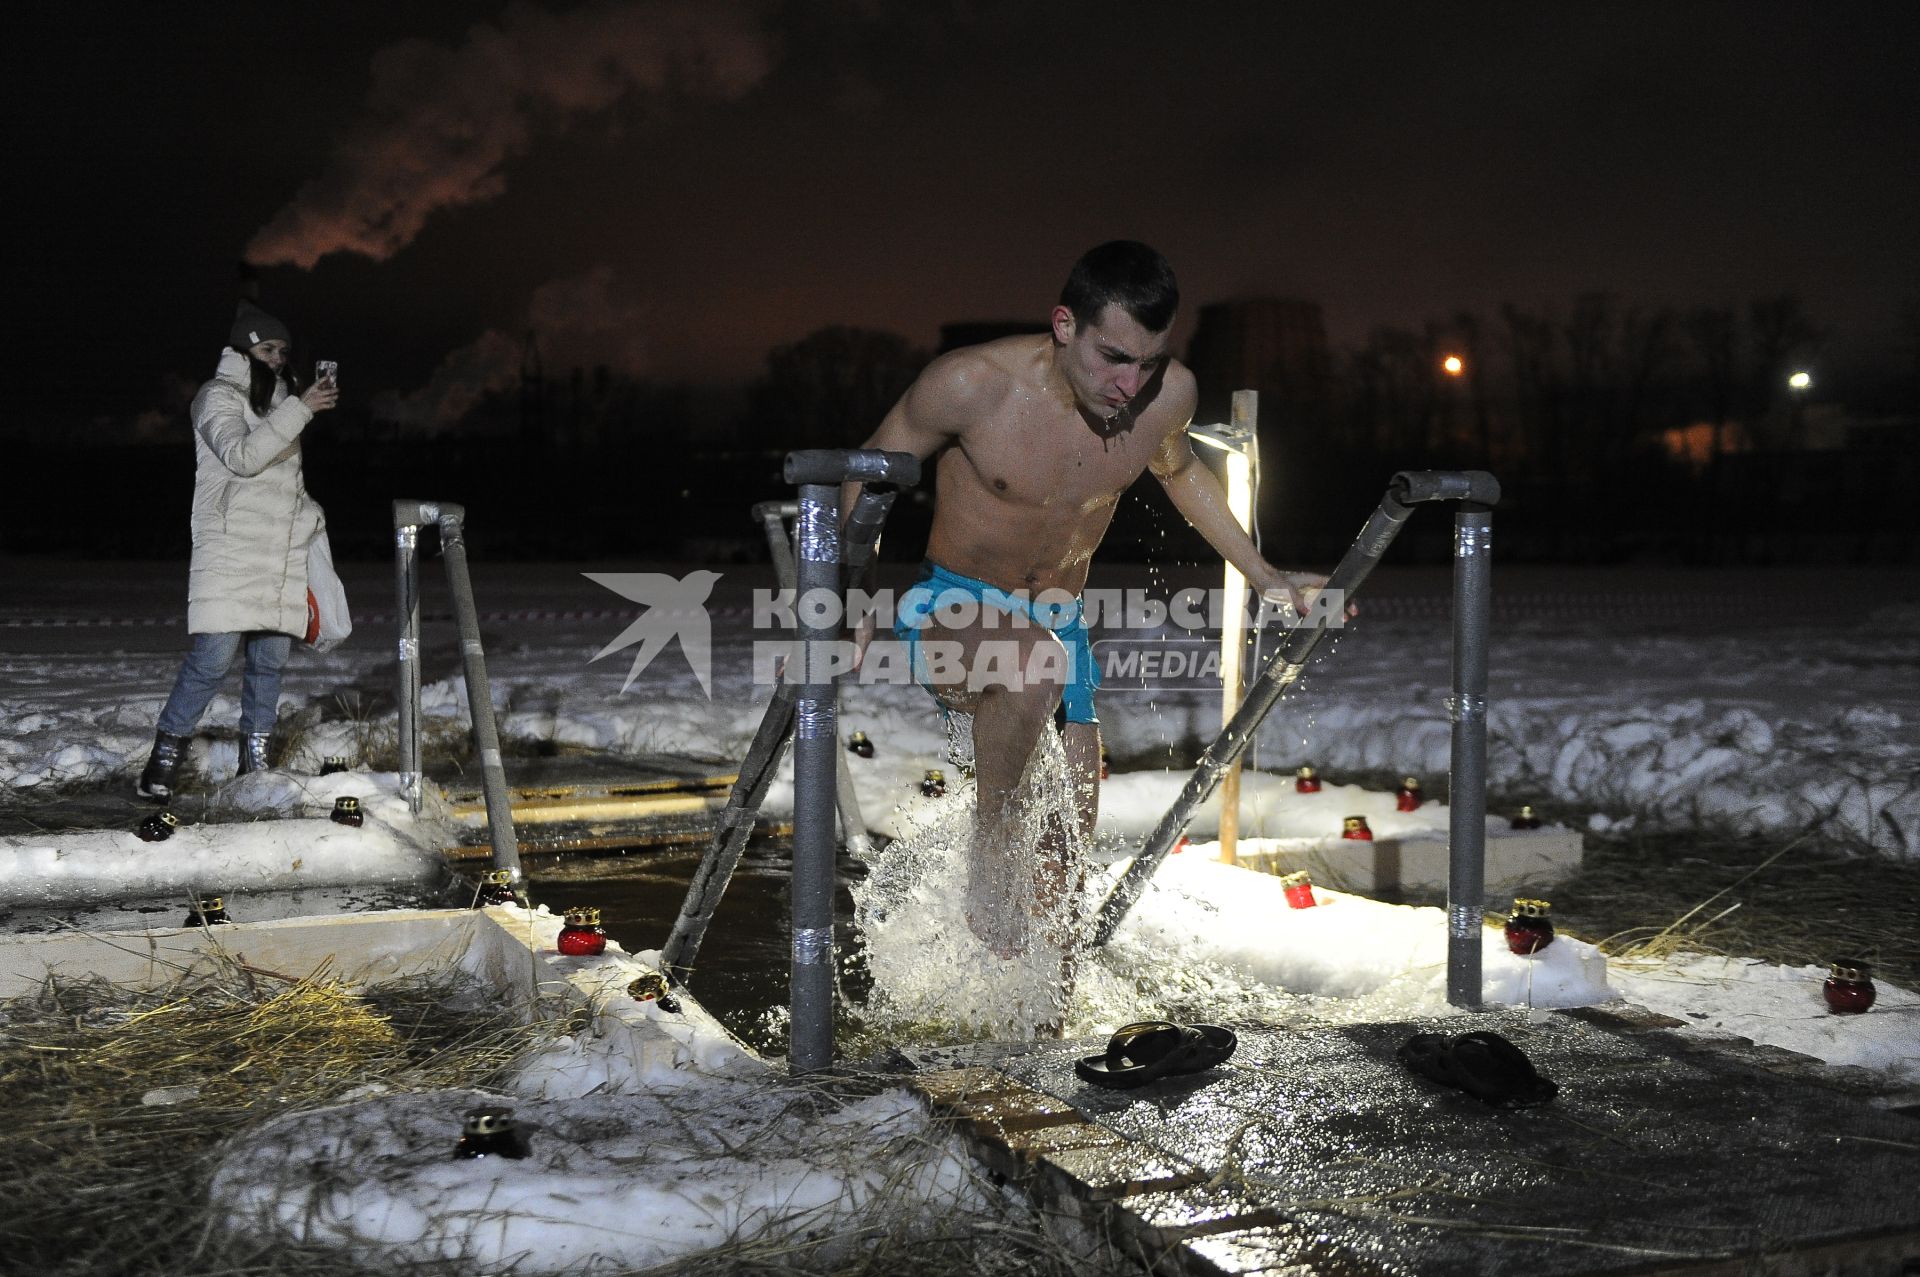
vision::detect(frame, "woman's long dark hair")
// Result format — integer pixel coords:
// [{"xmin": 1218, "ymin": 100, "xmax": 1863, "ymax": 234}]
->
[{"xmin": 233, "ymin": 344, "xmax": 301, "ymax": 416}]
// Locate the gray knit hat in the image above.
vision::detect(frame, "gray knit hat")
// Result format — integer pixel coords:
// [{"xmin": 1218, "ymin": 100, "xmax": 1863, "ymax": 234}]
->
[{"xmin": 230, "ymin": 300, "xmax": 291, "ymax": 349}]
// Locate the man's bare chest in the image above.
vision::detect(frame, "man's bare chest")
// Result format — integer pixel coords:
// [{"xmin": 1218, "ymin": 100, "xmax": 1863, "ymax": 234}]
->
[{"xmin": 956, "ymin": 413, "xmax": 1159, "ymax": 512}]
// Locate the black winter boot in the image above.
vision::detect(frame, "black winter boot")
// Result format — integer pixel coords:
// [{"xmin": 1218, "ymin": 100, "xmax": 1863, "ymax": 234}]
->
[
  {"xmin": 237, "ymin": 733, "xmax": 273, "ymax": 776},
  {"xmin": 136, "ymin": 732, "xmax": 188, "ymax": 802}
]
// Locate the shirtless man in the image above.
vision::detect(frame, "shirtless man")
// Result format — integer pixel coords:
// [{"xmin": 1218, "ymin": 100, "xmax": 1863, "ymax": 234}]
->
[{"xmin": 846, "ymin": 242, "xmax": 1325, "ymax": 960}]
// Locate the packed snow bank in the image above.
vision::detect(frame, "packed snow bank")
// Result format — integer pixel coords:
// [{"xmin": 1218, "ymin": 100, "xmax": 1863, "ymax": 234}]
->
[
  {"xmin": 1110, "ymin": 853, "xmax": 1608, "ymax": 1008},
  {"xmin": 0, "ymin": 771, "xmax": 444, "ymax": 906},
  {"xmin": 210, "ymin": 1081, "xmax": 983, "ymax": 1273},
  {"xmin": 1252, "ymin": 696, "xmax": 1920, "ymax": 858},
  {"xmin": 1610, "ymin": 953, "xmax": 1920, "ymax": 1084},
  {"xmin": 7, "ymin": 584, "xmax": 1918, "ymax": 857},
  {"xmin": 206, "ymin": 906, "xmax": 984, "ymax": 1275}
]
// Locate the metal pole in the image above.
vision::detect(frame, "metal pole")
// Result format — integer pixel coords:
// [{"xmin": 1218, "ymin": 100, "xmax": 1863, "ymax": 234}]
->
[
  {"xmin": 1091, "ymin": 470, "xmax": 1499, "ymax": 947},
  {"xmin": 664, "ymin": 473, "xmax": 914, "ymax": 990},
  {"xmin": 436, "ymin": 504, "xmax": 525, "ymax": 890},
  {"xmin": 1091, "ymin": 486, "xmax": 1414, "ymax": 945},
  {"xmin": 660, "ymin": 682, "xmax": 798, "ymax": 980},
  {"xmin": 1446, "ymin": 505, "xmax": 1493, "ymax": 1008},
  {"xmin": 754, "ymin": 498, "xmax": 872, "ymax": 856},
  {"xmin": 752, "ymin": 500, "xmax": 799, "ymax": 593},
  {"xmin": 789, "ymin": 483, "xmax": 841, "ymax": 1072},
  {"xmin": 392, "ymin": 500, "xmax": 428, "ymax": 816}
]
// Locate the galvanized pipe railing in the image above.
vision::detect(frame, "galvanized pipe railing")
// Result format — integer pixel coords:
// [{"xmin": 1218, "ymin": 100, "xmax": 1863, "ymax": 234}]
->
[
  {"xmin": 783, "ymin": 448, "xmax": 919, "ymax": 1073},
  {"xmin": 1445, "ymin": 500, "xmax": 1495, "ymax": 1008},
  {"xmin": 748, "ymin": 499, "xmax": 876, "ymax": 857},
  {"xmin": 393, "ymin": 506, "xmax": 425, "ymax": 816},
  {"xmin": 392, "ymin": 499, "xmax": 525, "ymax": 895},
  {"xmin": 661, "ymin": 452, "xmax": 918, "ymax": 1073},
  {"xmin": 1091, "ymin": 470, "xmax": 1500, "ymax": 1012},
  {"xmin": 660, "ymin": 485, "xmax": 902, "ymax": 987}
]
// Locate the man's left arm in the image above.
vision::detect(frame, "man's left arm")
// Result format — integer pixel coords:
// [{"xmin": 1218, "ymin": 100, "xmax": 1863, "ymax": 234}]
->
[{"xmin": 1148, "ymin": 385, "xmax": 1326, "ymax": 612}]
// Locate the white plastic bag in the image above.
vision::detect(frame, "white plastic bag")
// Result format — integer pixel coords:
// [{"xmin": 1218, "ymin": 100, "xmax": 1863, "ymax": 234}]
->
[{"xmin": 304, "ymin": 525, "xmax": 353, "ymax": 652}]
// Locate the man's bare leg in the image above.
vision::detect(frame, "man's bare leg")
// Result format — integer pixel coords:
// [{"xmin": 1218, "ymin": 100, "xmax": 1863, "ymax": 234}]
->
[
  {"xmin": 1022, "ymin": 720, "xmax": 1098, "ymax": 1031},
  {"xmin": 962, "ymin": 676, "xmax": 1062, "ymax": 957},
  {"xmin": 919, "ymin": 618, "xmax": 1068, "ymax": 960},
  {"xmin": 1061, "ymin": 721, "xmax": 1101, "ymax": 843}
]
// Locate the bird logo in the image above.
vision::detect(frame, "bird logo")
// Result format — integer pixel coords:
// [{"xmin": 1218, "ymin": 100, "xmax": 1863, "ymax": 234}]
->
[{"xmin": 584, "ymin": 570, "xmax": 722, "ymax": 697}]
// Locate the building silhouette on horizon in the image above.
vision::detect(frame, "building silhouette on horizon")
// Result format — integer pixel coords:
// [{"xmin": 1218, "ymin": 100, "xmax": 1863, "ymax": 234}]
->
[{"xmin": 1185, "ymin": 297, "xmax": 1331, "ymax": 425}]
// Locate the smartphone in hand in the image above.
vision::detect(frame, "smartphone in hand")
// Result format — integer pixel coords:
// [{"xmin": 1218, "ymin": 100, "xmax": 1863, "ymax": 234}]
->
[{"xmin": 315, "ymin": 360, "xmax": 339, "ymax": 387}]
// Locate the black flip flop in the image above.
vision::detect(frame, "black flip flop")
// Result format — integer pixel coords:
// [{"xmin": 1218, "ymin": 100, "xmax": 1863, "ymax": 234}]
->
[
  {"xmin": 1075, "ymin": 1020, "xmax": 1238, "ymax": 1089},
  {"xmin": 1397, "ymin": 1029, "xmax": 1558, "ymax": 1109}
]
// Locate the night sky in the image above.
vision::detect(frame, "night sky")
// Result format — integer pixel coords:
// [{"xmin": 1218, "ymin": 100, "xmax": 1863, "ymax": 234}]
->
[{"xmin": 11, "ymin": 0, "xmax": 1918, "ymax": 426}]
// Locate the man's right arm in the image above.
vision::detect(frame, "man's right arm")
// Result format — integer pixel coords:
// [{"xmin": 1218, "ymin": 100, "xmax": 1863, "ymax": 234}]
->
[
  {"xmin": 840, "ymin": 350, "xmax": 983, "ymax": 516},
  {"xmin": 837, "ymin": 353, "xmax": 985, "ymax": 656}
]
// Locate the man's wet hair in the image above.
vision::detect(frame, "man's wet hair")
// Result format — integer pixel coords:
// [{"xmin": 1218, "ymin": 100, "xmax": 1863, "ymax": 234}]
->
[{"xmin": 1060, "ymin": 241, "xmax": 1179, "ymax": 333}]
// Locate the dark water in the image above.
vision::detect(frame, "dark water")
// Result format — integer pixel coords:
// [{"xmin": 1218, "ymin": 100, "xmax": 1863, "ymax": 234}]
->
[{"xmin": 525, "ymin": 840, "xmax": 870, "ymax": 1055}]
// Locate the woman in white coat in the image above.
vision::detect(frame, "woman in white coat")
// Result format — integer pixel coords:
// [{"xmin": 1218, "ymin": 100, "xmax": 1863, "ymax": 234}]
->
[{"xmin": 138, "ymin": 301, "xmax": 338, "ymax": 801}]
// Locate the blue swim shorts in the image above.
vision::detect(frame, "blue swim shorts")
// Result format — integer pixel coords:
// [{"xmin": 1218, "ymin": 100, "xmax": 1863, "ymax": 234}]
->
[{"xmin": 892, "ymin": 562, "xmax": 1101, "ymax": 724}]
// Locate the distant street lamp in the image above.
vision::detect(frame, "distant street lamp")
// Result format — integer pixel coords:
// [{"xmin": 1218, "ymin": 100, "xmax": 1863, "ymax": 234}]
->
[
  {"xmin": 1786, "ymin": 370, "xmax": 1813, "ymax": 447},
  {"xmin": 1442, "ymin": 354, "xmax": 1465, "ymax": 377}
]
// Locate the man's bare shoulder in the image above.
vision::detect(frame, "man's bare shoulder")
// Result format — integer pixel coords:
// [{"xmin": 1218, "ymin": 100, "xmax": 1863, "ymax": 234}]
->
[
  {"xmin": 1144, "ymin": 358, "xmax": 1198, "ymax": 430},
  {"xmin": 908, "ymin": 335, "xmax": 1046, "ymax": 427}
]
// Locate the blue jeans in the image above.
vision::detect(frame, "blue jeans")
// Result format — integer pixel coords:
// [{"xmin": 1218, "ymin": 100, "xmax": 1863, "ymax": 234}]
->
[{"xmin": 156, "ymin": 631, "xmax": 293, "ymax": 736}]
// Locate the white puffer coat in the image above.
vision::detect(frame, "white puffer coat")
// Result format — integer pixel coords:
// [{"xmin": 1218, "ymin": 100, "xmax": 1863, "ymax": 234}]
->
[{"xmin": 186, "ymin": 348, "xmax": 322, "ymax": 636}]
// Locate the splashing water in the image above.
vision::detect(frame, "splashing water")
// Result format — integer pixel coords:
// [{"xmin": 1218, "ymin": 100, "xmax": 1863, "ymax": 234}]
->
[
  {"xmin": 853, "ymin": 722, "xmax": 1087, "ymax": 1039},
  {"xmin": 853, "ymin": 713, "xmax": 1344, "ymax": 1040}
]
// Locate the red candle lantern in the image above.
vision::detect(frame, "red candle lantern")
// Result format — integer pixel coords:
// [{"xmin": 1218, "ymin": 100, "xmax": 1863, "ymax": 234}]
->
[
  {"xmin": 453, "ymin": 1107, "xmax": 530, "ymax": 1160},
  {"xmin": 1172, "ymin": 835, "xmax": 1190, "ymax": 855},
  {"xmin": 1396, "ymin": 777, "xmax": 1424, "ymax": 812},
  {"xmin": 557, "ymin": 906, "xmax": 607, "ymax": 956},
  {"xmin": 921, "ymin": 768, "xmax": 947, "ymax": 798},
  {"xmin": 329, "ymin": 796, "xmax": 364, "ymax": 827},
  {"xmin": 1823, "ymin": 960, "xmax": 1876, "ymax": 1014},
  {"xmin": 1510, "ymin": 805, "xmax": 1543, "ymax": 830},
  {"xmin": 137, "ymin": 810, "xmax": 180, "ymax": 843},
  {"xmin": 1280, "ymin": 870, "xmax": 1316, "ymax": 910},
  {"xmin": 1099, "ymin": 743, "xmax": 1111, "ymax": 781},
  {"xmin": 1295, "ymin": 765, "xmax": 1322, "ymax": 794},
  {"xmin": 473, "ymin": 868, "xmax": 517, "ymax": 908},
  {"xmin": 628, "ymin": 971, "xmax": 683, "ymax": 1013},
  {"xmin": 847, "ymin": 731, "xmax": 875, "ymax": 759},
  {"xmin": 1342, "ymin": 815, "xmax": 1373, "ymax": 841},
  {"xmin": 1505, "ymin": 898, "xmax": 1555, "ymax": 954},
  {"xmin": 184, "ymin": 894, "xmax": 229, "ymax": 927}
]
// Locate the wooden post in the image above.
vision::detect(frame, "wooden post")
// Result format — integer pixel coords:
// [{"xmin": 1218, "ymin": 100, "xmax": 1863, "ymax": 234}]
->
[{"xmin": 1217, "ymin": 390, "xmax": 1258, "ymax": 866}]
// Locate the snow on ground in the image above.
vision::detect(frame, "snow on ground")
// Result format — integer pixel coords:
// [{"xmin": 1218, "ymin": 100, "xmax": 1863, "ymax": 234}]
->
[
  {"xmin": 3, "ymin": 562, "xmax": 1917, "ymax": 853},
  {"xmin": 2, "ymin": 560, "xmax": 1917, "ymax": 1268},
  {"xmin": 0, "ymin": 770, "xmax": 444, "ymax": 907},
  {"xmin": 204, "ymin": 906, "xmax": 984, "ymax": 1274}
]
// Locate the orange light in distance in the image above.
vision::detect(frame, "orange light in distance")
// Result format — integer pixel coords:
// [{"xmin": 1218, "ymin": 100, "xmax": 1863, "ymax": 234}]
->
[{"xmin": 1442, "ymin": 354, "xmax": 1465, "ymax": 377}]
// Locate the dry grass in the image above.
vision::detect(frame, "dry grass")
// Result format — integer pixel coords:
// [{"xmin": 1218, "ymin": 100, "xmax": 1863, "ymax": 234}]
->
[
  {"xmin": 0, "ymin": 953, "xmax": 1138, "ymax": 1277},
  {"xmin": 0, "ymin": 955, "xmax": 572, "ymax": 1277},
  {"xmin": 1547, "ymin": 822, "xmax": 1920, "ymax": 989},
  {"xmin": 1324, "ymin": 765, "xmax": 1920, "ymax": 990}
]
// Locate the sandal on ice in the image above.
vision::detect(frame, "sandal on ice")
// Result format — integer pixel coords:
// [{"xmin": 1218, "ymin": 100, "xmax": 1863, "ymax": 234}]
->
[
  {"xmin": 1074, "ymin": 1020, "xmax": 1238, "ymax": 1089},
  {"xmin": 1397, "ymin": 1029, "xmax": 1558, "ymax": 1109}
]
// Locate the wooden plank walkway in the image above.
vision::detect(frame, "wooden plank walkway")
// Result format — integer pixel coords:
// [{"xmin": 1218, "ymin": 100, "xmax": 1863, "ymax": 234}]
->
[{"xmin": 439, "ymin": 752, "xmax": 789, "ymax": 857}]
